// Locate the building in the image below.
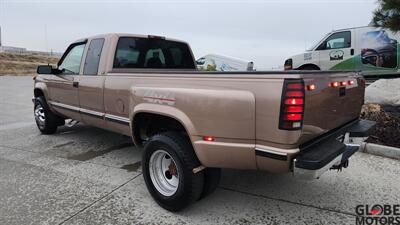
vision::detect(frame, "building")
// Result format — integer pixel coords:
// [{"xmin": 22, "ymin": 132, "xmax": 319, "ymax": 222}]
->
[{"xmin": 0, "ymin": 45, "xmax": 27, "ymax": 53}]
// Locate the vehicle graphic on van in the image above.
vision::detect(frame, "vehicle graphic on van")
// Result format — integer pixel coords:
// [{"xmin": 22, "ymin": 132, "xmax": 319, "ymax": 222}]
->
[
  {"xmin": 361, "ymin": 30, "xmax": 398, "ymax": 68},
  {"xmin": 284, "ymin": 26, "xmax": 400, "ymax": 77}
]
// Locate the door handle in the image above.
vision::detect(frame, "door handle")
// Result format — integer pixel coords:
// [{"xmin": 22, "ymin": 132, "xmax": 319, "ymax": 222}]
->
[
  {"xmin": 73, "ymin": 81, "xmax": 79, "ymax": 88},
  {"xmin": 350, "ymin": 49, "xmax": 354, "ymax": 56}
]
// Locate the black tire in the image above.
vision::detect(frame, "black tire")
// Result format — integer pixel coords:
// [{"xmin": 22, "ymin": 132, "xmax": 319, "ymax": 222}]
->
[
  {"xmin": 34, "ymin": 96, "xmax": 63, "ymax": 134},
  {"xmin": 200, "ymin": 168, "xmax": 221, "ymax": 199},
  {"xmin": 142, "ymin": 132, "xmax": 204, "ymax": 211}
]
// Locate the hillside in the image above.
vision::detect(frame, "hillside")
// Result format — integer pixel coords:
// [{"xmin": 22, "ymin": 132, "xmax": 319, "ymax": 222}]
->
[{"xmin": 0, "ymin": 52, "xmax": 60, "ymax": 76}]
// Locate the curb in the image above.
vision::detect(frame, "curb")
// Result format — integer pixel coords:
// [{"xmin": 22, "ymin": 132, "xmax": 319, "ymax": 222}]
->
[{"xmin": 359, "ymin": 142, "xmax": 400, "ymax": 160}]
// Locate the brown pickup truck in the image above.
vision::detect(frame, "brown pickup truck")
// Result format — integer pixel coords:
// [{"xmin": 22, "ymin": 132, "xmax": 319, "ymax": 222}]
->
[{"xmin": 34, "ymin": 33, "xmax": 375, "ymax": 211}]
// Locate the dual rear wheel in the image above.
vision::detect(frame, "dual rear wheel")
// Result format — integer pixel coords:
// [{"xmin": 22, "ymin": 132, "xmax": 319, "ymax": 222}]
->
[{"xmin": 142, "ymin": 132, "xmax": 221, "ymax": 211}]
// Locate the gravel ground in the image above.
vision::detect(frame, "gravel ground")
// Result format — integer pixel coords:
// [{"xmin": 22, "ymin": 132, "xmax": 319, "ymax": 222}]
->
[{"xmin": 361, "ymin": 104, "xmax": 400, "ymax": 148}]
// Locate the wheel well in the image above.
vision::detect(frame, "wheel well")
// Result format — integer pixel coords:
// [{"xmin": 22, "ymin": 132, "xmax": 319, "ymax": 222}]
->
[
  {"xmin": 133, "ymin": 113, "xmax": 188, "ymax": 147},
  {"xmin": 297, "ymin": 64, "xmax": 320, "ymax": 70},
  {"xmin": 34, "ymin": 89, "xmax": 45, "ymax": 98}
]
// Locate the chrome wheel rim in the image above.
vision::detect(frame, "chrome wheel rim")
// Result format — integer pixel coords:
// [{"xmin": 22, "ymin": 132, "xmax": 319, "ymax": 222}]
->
[
  {"xmin": 34, "ymin": 104, "xmax": 45, "ymax": 128},
  {"xmin": 149, "ymin": 150, "xmax": 179, "ymax": 196}
]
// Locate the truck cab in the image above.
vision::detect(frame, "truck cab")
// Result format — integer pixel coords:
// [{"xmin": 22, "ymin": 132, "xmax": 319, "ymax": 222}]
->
[{"xmin": 285, "ymin": 26, "xmax": 400, "ymax": 77}]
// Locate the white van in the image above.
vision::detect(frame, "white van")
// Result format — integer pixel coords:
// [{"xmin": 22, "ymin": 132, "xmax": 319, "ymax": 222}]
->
[
  {"xmin": 196, "ymin": 54, "xmax": 254, "ymax": 71},
  {"xmin": 284, "ymin": 26, "xmax": 400, "ymax": 76}
]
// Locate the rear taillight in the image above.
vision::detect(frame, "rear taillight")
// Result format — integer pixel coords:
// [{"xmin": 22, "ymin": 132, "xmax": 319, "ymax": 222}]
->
[{"xmin": 279, "ymin": 79, "xmax": 305, "ymax": 130}]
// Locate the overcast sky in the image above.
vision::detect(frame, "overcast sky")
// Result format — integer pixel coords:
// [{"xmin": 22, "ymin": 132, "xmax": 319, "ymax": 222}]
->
[{"xmin": 0, "ymin": 0, "xmax": 377, "ymax": 69}]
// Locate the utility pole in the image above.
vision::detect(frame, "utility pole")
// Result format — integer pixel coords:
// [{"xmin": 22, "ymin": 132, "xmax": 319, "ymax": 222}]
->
[{"xmin": 44, "ymin": 24, "xmax": 49, "ymax": 55}]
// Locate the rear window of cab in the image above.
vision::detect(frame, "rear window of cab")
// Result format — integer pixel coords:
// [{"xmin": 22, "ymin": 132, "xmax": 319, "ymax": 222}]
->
[{"xmin": 113, "ymin": 37, "xmax": 195, "ymax": 69}]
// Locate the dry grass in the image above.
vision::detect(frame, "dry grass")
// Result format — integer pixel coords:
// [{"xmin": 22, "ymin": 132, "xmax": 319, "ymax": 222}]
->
[
  {"xmin": 0, "ymin": 52, "xmax": 60, "ymax": 76},
  {"xmin": 361, "ymin": 104, "xmax": 400, "ymax": 148}
]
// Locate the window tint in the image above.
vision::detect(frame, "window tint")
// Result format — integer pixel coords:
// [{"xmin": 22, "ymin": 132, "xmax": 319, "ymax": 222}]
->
[
  {"xmin": 114, "ymin": 38, "xmax": 140, "ymax": 68},
  {"xmin": 84, "ymin": 38, "xmax": 104, "ymax": 75},
  {"xmin": 113, "ymin": 37, "xmax": 195, "ymax": 69},
  {"xmin": 144, "ymin": 49, "xmax": 165, "ymax": 67},
  {"xmin": 317, "ymin": 31, "xmax": 351, "ymax": 50},
  {"xmin": 59, "ymin": 44, "xmax": 86, "ymax": 74}
]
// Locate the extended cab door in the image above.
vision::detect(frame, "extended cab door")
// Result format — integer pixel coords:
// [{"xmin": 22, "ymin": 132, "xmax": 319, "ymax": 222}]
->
[
  {"xmin": 78, "ymin": 38, "xmax": 106, "ymax": 127},
  {"xmin": 46, "ymin": 42, "xmax": 86, "ymax": 121},
  {"xmin": 315, "ymin": 31, "xmax": 354, "ymax": 70}
]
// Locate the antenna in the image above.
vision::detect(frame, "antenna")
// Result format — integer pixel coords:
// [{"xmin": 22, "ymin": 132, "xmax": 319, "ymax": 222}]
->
[{"xmin": 0, "ymin": 25, "xmax": 2, "ymax": 47}]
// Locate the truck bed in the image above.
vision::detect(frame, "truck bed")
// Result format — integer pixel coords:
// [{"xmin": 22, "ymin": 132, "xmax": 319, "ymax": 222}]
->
[{"xmin": 106, "ymin": 69, "xmax": 364, "ymax": 149}]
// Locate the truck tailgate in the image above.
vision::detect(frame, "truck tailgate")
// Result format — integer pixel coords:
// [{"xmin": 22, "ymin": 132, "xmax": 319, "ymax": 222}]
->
[{"xmin": 300, "ymin": 72, "xmax": 365, "ymax": 143}]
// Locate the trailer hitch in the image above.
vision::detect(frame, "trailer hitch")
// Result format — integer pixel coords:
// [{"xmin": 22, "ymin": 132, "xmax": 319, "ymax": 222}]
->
[{"xmin": 330, "ymin": 159, "xmax": 349, "ymax": 172}]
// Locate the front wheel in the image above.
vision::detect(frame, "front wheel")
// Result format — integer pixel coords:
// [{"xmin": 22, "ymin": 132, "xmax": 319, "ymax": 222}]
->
[
  {"xmin": 34, "ymin": 96, "xmax": 64, "ymax": 134},
  {"xmin": 142, "ymin": 132, "xmax": 204, "ymax": 211}
]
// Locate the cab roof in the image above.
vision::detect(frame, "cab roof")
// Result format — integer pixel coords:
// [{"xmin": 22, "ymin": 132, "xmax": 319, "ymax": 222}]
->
[{"xmin": 73, "ymin": 33, "xmax": 188, "ymax": 45}]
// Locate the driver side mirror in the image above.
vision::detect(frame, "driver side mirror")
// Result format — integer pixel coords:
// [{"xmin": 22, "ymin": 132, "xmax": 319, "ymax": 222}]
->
[{"xmin": 37, "ymin": 65, "xmax": 53, "ymax": 74}]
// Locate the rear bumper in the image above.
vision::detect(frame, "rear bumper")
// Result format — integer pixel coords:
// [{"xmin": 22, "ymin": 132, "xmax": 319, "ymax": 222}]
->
[{"xmin": 293, "ymin": 119, "xmax": 376, "ymax": 179}]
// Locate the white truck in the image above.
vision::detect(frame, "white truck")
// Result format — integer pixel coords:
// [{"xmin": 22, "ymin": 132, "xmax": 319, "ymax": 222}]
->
[
  {"xmin": 196, "ymin": 54, "xmax": 254, "ymax": 71},
  {"xmin": 284, "ymin": 26, "xmax": 400, "ymax": 77}
]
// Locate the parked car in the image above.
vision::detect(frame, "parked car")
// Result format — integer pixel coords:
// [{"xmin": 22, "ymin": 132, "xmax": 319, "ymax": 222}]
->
[
  {"xmin": 284, "ymin": 26, "xmax": 399, "ymax": 77},
  {"xmin": 34, "ymin": 33, "xmax": 375, "ymax": 211},
  {"xmin": 196, "ymin": 54, "xmax": 254, "ymax": 71}
]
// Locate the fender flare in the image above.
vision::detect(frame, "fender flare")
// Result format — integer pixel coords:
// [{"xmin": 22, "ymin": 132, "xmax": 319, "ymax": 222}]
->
[
  {"xmin": 33, "ymin": 82, "xmax": 50, "ymax": 102},
  {"xmin": 130, "ymin": 103, "xmax": 198, "ymax": 142}
]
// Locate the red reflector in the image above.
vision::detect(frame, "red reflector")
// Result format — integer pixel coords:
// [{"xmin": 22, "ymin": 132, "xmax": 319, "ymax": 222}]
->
[
  {"xmin": 203, "ymin": 136, "xmax": 214, "ymax": 142},
  {"xmin": 285, "ymin": 106, "xmax": 303, "ymax": 113},
  {"xmin": 285, "ymin": 98, "xmax": 304, "ymax": 105},
  {"xmin": 283, "ymin": 114, "xmax": 302, "ymax": 121},
  {"xmin": 340, "ymin": 81, "xmax": 347, "ymax": 86},
  {"xmin": 287, "ymin": 83, "xmax": 303, "ymax": 89},
  {"xmin": 306, "ymin": 84, "xmax": 316, "ymax": 91},
  {"xmin": 286, "ymin": 91, "xmax": 304, "ymax": 97},
  {"xmin": 348, "ymin": 80, "xmax": 355, "ymax": 85}
]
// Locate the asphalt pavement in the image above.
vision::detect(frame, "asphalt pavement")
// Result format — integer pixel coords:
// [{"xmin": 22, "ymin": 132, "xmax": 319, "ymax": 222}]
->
[{"xmin": 0, "ymin": 76, "xmax": 399, "ymax": 225}]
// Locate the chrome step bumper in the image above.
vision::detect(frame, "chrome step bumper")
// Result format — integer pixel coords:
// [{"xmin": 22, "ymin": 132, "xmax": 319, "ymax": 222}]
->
[{"xmin": 293, "ymin": 119, "xmax": 376, "ymax": 179}]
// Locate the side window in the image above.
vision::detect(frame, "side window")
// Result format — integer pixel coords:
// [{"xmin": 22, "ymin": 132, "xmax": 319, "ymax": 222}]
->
[
  {"xmin": 59, "ymin": 44, "xmax": 86, "ymax": 74},
  {"xmin": 83, "ymin": 38, "xmax": 105, "ymax": 75},
  {"xmin": 317, "ymin": 31, "xmax": 351, "ymax": 50}
]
